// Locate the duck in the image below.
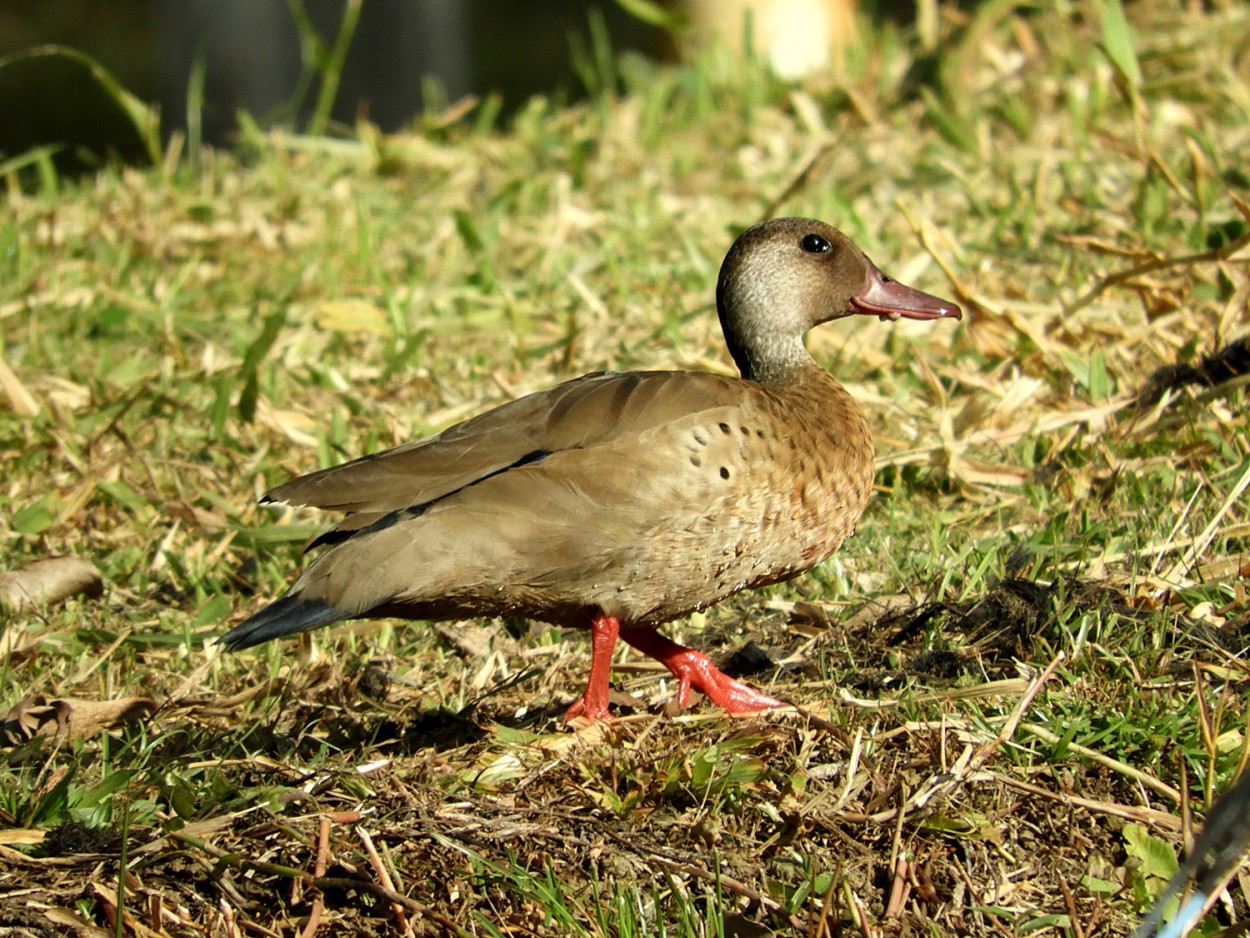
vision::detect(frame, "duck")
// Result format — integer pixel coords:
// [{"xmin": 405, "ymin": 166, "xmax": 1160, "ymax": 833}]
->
[{"xmin": 219, "ymin": 218, "xmax": 961, "ymax": 722}]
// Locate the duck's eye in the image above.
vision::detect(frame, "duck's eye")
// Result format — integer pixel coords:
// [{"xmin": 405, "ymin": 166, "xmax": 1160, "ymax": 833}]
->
[{"xmin": 800, "ymin": 233, "xmax": 832, "ymax": 254}]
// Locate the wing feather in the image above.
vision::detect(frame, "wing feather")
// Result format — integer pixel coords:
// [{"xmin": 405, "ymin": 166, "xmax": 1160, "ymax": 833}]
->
[{"xmin": 264, "ymin": 371, "xmax": 746, "ymax": 540}]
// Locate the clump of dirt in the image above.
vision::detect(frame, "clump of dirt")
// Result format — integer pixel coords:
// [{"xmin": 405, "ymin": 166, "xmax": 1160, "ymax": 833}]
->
[{"xmin": 1137, "ymin": 335, "xmax": 1250, "ymax": 406}]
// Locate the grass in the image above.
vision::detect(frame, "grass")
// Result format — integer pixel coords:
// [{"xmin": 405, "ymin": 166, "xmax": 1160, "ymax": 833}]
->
[{"xmin": 2, "ymin": 1, "xmax": 1249, "ymax": 935}]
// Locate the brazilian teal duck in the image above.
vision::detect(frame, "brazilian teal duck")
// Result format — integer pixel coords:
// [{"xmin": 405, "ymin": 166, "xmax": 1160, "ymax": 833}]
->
[{"xmin": 220, "ymin": 218, "xmax": 961, "ymax": 721}]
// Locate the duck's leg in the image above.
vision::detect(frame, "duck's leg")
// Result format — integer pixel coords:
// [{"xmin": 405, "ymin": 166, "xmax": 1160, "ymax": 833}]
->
[
  {"xmin": 564, "ymin": 612, "xmax": 620, "ymax": 722},
  {"xmin": 621, "ymin": 627, "xmax": 786, "ymax": 714}
]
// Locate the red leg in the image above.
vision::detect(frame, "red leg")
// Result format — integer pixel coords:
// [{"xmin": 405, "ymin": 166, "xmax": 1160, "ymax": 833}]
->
[
  {"xmin": 621, "ymin": 627, "xmax": 786, "ymax": 714},
  {"xmin": 564, "ymin": 613, "xmax": 620, "ymax": 722}
]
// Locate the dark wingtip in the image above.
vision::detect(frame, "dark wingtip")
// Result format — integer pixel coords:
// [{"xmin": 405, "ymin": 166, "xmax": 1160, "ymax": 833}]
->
[{"xmin": 218, "ymin": 595, "xmax": 341, "ymax": 651}]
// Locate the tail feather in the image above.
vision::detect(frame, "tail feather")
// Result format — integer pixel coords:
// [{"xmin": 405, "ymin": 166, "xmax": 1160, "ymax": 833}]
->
[{"xmin": 218, "ymin": 594, "xmax": 343, "ymax": 651}]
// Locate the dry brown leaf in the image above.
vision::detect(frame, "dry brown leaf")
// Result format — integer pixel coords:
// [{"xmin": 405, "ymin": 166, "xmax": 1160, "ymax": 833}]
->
[
  {"xmin": 256, "ymin": 397, "xmax": 321, "ymax": 447},
  {"xmin": 0, "ymin": 623, "xmax": 43, "ymax": 660},
  {"xmin": 133, "ymin": 811, "xmax": 240, "ymax": 856},
  {"xmin": 211, "ymin": 677, "xmax": 283, "ymax": 710},
  {"xmin": 0, "ymin": 352, "xmax": 40, "ymax": 415},
  {"xmin": 0, "ymin": 841, "xmax": 77, "ymax": 867},
  {"xmin": 162, "ymin": 499, "xmax": 229, "ymax": 529},
  {"xmin": 1, "ymin": 693, "xmax": 156, "ymax": 745},
  {"xmin": 788, "ymin": 600, "xmax": 834, "ymax": 628},
  {"xmin": 944, "ymin": 453, "xmax": 1032, "ymax": 488},
  {"xmin": 0, "ymin": 556, "xmax": 104, "ymax": 612},
  {"xmin": 0, "ymin": 827, "xmax": 46, "ymax": 846},
  {"xmin": 536, "ymin": 717, "xmax": 614, "ymax": 751},
  {"xmin": 841, "ymin": 594, "xmax": 915, "ymax": 630},
  {"xmin": 314, "ymin": 298, "xmax": 393, "ymax": 336},
  {"xmin": 1, "ymin": 694, "xmax": 71, "ymax": 742},
  {"xmin": 43, "ymin": 908, "xmax": 111, "ymax": 938},
  {"xmin": 436, "ymin": 621, "xmax": 504, "ymax": 658}
]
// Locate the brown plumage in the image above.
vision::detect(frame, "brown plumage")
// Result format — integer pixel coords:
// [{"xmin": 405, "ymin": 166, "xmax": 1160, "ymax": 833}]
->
[{"xmin": 220, "ymin": 218, "xmax": 961, "ymax": 721}]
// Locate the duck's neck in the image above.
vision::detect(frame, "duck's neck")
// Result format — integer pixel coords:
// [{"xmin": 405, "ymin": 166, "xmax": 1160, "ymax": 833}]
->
[
  {"xmin": 722, "ymin": 323, "xmax": 815, "ymax": 386},
  {"xmin": 716, "ymin": 272, "xmax": 825, "ymax": 384}
]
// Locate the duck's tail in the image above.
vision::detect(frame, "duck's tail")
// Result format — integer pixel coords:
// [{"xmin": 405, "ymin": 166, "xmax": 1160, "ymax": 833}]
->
[{"xmin": 218, "ymin": 594, "xmax": 343, "ymax": 651}]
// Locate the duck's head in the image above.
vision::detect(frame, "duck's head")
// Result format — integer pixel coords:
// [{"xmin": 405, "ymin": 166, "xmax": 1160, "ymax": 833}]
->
[{"xmin": 716, "ymin": 217, "xmax": 962, "ymax": 383}]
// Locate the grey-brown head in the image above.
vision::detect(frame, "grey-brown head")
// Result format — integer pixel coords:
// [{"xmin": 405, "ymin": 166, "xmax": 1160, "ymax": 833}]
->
[{"xmin": 715, "ymin": 218, "xmax": 962, "ymax": 384}]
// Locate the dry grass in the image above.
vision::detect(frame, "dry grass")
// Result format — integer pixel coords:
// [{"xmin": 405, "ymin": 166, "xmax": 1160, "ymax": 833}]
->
[{"xmin": 2, "ymin": 2, "xmax": 1250, "ymax": 935}]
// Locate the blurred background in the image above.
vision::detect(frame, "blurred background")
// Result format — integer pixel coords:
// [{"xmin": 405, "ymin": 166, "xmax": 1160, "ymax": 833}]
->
[{"xmin": 0, "ymin": 0, "xmax": 898, "ymax": 176}]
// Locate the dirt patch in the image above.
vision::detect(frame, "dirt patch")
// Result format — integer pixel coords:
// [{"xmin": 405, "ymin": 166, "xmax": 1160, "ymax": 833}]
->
[{"xmin": 1137, "ymin": 335, "xmax": 1250, "ymax": 407}]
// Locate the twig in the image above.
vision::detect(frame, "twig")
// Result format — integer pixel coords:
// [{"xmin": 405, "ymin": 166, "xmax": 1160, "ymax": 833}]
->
[
  {"xmin": 1063, "ymin": 229, "xmax": 1250, "ymax": 316},
  {"xmin": 1019, "ymin": 722, "xmax": 1181, "ymax": 803},
  {"xmin": 169, "ymin": 829, "xmax": 310, "ymax": 879},
  {"xmin": 853, "ymin": 892, "xmax": 873, "ymax": 938},
  {"xmin": 831, "ymin": 727, "xmax": 864, "ymax": 812},
  {"xmin": 971, "ymin": 652, "xmax": 1064, "ymax": 770},
  {"xmin": 359, "ymin": 827, "xmax": 417, "ymax": 938},
  {"xmin": 836, "ymin": 678, "xmax": 1030, "ymax": 710},
  {"xmin": 810, "ymin": 869, "xmax": 838, "ymax": 938},
  {"xmin": 846, "ymin": 659, "xmax": 1065, "ymax": 823},
  {"xmin": 993, "ymin": 773, "xmax": 1182, "ymax": 830},
  {"xmin": 312, "ymin": 877, "xmax": 423, "ymax": 913},
  {"xmin": 887, "ymin": 783, "xmax": 907, "ymax": 886},
  {"xmin": 1059, "ymin": 875, "xmax": 1086, "ymax": 938},
  {"xmin": 1161, "ymin": 460, "xmax": 1250, "ymax": 585},
  {"xmin": 298, "ymin": 816, "xmax": 331, "ymax": 938},
  {"xmin": 885, "ymin": 857, "xmax": 909, "ymax": 919}
]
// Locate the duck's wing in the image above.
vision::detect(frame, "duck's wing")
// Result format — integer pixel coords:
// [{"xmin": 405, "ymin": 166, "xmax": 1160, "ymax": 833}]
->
[{"xmin": 263, "ymin": 370, "xmax": 741, "ymax": 542}]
